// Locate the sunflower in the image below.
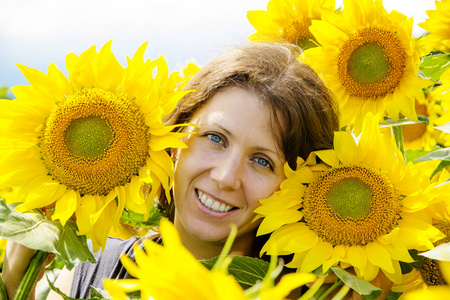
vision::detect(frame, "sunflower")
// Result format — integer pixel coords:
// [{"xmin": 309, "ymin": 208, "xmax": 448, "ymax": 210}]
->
[
  {"xmin": 395, "ymin": 221, "xmax": 450, "ymax": 295},
  {"xmin": 0, "ymin": 41, "xmax": 193, "ymax": 252},
  {"xmin": 427, "ymin": 67, "xmax": 450, "ymax": 147},
  {"xmin": 401, "ymin": 96, "xmax": 438, "ymax": 151},
  {"xmin": 401, "ymin": 261, "xmax": 450, "ymax": 299},
  {"xmin": 104, "ymin": 218, "xmax": 316, "ymax": 300},
  {"xmin": 393, "ymin": 165, "xmax": 450, "ymax": 294},
  {"xmin": 247, "ymin": 0, "xmax": 335, "ymax": 49},
  {"xmin": 392, "ymin": 164, "xmax": 450, "ymax": 295},
  {"xmin": 418, "ymin": 0, "xmax": 450, "ymax": 53},
  {"xmin": 419, "ymin": 221, "xmax": 450, "ymax": 286},
  {"xmin": 254, "ymin": 113, "xmax": 445, "ymax": 284},
  {"xmin": 176, "ymin": 61, "xmax": 202, "ymax": 91},
  {"xmin": 303, "ymin": 0, "xmax": 431, "ymax": 134},
  {"xmin": 431, "ymin": 67, "xmax": 450, "ymax": 125}
]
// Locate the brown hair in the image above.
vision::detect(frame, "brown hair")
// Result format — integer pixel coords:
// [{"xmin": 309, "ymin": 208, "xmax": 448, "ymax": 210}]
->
[{"xmin": 165, "ymin": 42, "xmax": 339, "ymax": 169}]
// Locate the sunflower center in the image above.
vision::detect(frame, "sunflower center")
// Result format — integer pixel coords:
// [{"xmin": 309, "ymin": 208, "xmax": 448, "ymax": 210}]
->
[
  {"xmin": 65, "ymin": 116, "xmax": 113, "ymax": 159},
  {"xmin": 420, "ymin": 220, "xmax": 450, "ymax": 286},
  {"xmin": 41, "ymin": 88, "xmax": 150, "ymax": 196},
  {"xmin": 282, "ymin": 18, "xmax": 316, "ymax": 49},
  {"xmin": 348, "ymin": 43, "xmax": 390, "ymax": 85},
  {"xmin": 303, "ymin": 165, "xmax": 402, "ymax": 246},
  {"xmin": 337, "ymin": 28, "xmax": 406, "ymax": 99},
  {"xmin": 420, "ymin": 258, "xmax": 447, "ymax": 286},
  {"xmin": 402, "ymin": 101, "xmax": 428, "ymax": 142},
  {"xmin": 327, "ymin": 178, "xmax": 372, "ymax": 219}
]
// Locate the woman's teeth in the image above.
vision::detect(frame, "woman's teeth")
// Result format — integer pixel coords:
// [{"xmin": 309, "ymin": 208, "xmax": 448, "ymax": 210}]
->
[{"xmin": 197, "ymin": 190, "xmax": 234, "ymax": 212}]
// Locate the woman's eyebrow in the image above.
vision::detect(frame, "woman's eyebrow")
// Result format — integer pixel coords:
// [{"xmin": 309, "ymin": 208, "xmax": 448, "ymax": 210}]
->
[
  {"xmin": 211, "ymin": 123, "xmax": 233, "ymax": 137},
  {"xmin": 252, "ymin": 146, "xmax": 279, "ymax": 155}
]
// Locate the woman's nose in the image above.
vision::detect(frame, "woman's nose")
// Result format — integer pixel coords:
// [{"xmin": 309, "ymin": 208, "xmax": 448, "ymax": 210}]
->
[{"xmin": 210, "ymin": 151, "xmax": 242, "ymax": 190}]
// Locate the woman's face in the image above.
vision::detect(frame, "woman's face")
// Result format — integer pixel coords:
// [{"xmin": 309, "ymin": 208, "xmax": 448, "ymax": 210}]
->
[{"xmin": 173, "ymin": 87, "xmax": 286, "ymax": 255}]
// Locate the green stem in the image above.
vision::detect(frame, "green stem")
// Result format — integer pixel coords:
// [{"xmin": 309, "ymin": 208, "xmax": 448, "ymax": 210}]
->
[
  {"xmin": 14, "ymin": 250, "xmax": 50, "ymax": 300},
  {"xmin": 331, "ymin": 284, "xmax": 351, "ymax": 300},
  {"xmin": 0, "ymin": 274, "xmax": 8, "ymax": 300},
  {"xmin": 298, "ymin": 277, "xmax": 325, "ymax": 300},
  {"xmin": 317, "ymin": 280, "xmax": 343, "ymax": 300},
  {"xmin": 212, "ymin": 224, "xmax": 237, "ymax": 273},
  {"xmin": 392, "ymin": 126, "xmax": 406, "ymax": 162}
]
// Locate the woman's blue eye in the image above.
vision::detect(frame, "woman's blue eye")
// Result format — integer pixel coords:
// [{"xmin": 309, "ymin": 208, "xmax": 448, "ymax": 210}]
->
[
  {"xmin": 256, "ymin": 157, "xmax": 270, "ymax": 168},
  {"xmin": 208, "ymin": 134, "xmax": 222, "ymax": 143}
]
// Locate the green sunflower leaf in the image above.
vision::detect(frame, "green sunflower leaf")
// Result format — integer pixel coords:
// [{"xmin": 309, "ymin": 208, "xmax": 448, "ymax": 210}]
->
[
  {"xmin": 410, "ymin": 147, "xmax": 450, "ymax": 182},
  {"xmin": 415, "ymin": 147, "xmax": 450, "ymax": 162},
  {"xmin": 0, "ymin": 276, "xmax": 7, "ymax": 300},
  {"xmin": 200, "ymin": 256, "xmax": 270, "ymax": 290},
  {"xmin": 330, "ymin": 267, "xmax": 382, "ymax": 300},
  {"xmin": 435, "ymin": 123, "xmax": 450, "ymax": 134},
  {"xmin": 0, "ymin": 199, "xmax": 95, "ymax": 270},
  {"xmin": 89, "ymin": 287, "xmax": 113, "ymax": 299},
  {"xmin": 120, "ymin": 206, "xmax": 161, "ymax": 228},
  {"xmin": 380, "ymin": 115, "xmax": 429, "ymax": 127},
  {"xmin": 47, "ymin": 277, "xmax": 108, "ymax": 300},
  {"xmin": 405, "ymin": 149, "xmax": 431, "ymax": 164},
  {"xmin": 420, "ymin": 51, "xmax": 450, "ymax": 82},
  {"xmin": 385, "ymin": 290, "xmax": 403, "ymax": 300}
]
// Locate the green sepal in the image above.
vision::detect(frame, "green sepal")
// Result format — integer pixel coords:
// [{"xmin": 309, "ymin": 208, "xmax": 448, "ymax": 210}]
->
[
  {"xmin": 399, "ymin": 250, "xmax": 424, "ymax": 274},
  {"xmin": 431, "ymin": 160, "xmax": 450, "ymax": 179}
]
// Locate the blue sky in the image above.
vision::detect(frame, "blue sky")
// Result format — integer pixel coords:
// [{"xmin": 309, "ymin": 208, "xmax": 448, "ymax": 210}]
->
[{"xmin": 0, "ymin": 0, "xmax": 436, "ymax": 90}]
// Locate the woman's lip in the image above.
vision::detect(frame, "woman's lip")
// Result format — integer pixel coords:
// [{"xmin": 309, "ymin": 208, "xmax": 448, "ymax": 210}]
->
[{"xmin": 195, "ymin": 189, "xmax": 237, "ymax": 216}]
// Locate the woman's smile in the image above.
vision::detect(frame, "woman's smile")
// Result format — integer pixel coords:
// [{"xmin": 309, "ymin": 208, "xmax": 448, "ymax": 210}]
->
[{"xmin": 196, "ymin": 189, "xmax": 236, "ymax": 213}]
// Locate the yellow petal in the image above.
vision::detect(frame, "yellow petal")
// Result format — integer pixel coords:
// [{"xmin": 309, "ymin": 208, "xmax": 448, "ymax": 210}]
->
[
  {"xmin": 256, "ymin": 209, "xmax": 302, "ymax": 235},
  {"xmin": 75, "ymin": 194, "xmax": 97, "ymax": 235},
  {"xmin": 52, "ymin": 189, "xmax": 80, "ymax": 226},
  {"xmin": 260, "ymin": 273, "xmax": 316, "ymax": 300},
  {"xmin": 314, "ymin": 149, "xmax": 339, "ymax": 167},
  {"xmin": 159, "ymin": 218, "xmax": 183, "ymax": 249},
  {"xmin": 346, "ymin": 245, "xmax": 367, "ymax": 274},
  {"xmin": 365, "ymin": 242, "xmax": 395, "ymax": 273},
  {"xmin": 323, "ymin": 244, "xmax": 346, "ymax": 272},
  {"xmin": 382, "ymin": 260, "xmax": 403, "ymax": 284},
  {"xmin": 15, "ymin": 176, "xmax": 66, "ymax": 211},
  {"xmin": 112, "ymin": 185, "xmax": 126, "ymax": 230},
  {"xmin": 301, "ymin": 241, "xmax": 333, "ymax": 273},
  {"xmin": 334, "ymin": 131, "xmax": 357, "ymax": 165}
]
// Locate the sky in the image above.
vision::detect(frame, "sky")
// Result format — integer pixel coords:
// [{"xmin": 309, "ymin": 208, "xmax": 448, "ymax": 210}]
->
[{"xmin": 0, "ymin": 0, "xmax": 438, "ymax": 91}]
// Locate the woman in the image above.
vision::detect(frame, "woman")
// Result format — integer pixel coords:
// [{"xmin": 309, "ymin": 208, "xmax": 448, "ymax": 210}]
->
[{"xmin": 2, "ymin": 42, "xmax": 339, "ymax": 299}]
